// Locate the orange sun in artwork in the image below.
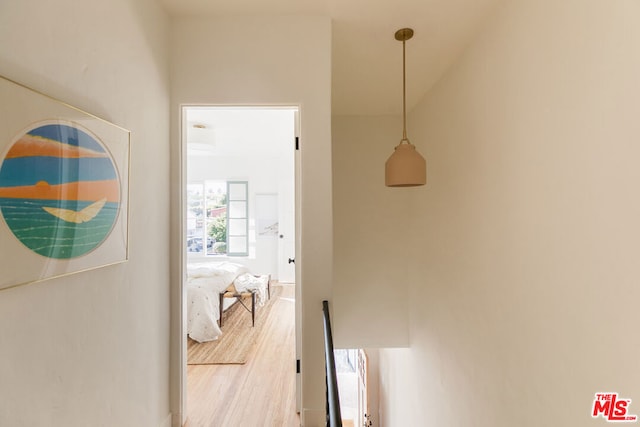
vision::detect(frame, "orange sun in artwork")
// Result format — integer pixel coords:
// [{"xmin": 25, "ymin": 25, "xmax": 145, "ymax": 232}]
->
[{"xmin": 35, "ymin": 180, "xmax": 50, "ymax": 188}]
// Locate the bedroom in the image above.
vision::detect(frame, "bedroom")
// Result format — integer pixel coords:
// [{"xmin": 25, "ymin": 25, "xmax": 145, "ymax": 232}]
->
[{"xmin": 182, "ymin": 106, "xmax": 299, "ymax": 422}]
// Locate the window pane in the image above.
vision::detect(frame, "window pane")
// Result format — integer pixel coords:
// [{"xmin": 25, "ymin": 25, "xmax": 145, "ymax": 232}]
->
[
  {"xmin": 205, "ymin": 181, "xmax": 227, "ymax": 219},
  {"xmin": 186, "ymin": 184, "xmax": 205, "ymax": 252},
  {"xmin": 228, "ymin": 236, "xmax": 247, "ymax": 253},
  {"xmin": 229, "ymin": 201, "xmax": 247, "ymax": 218},
  {"xmin": 228, "ymin": 218, "xmax": 247, "ymax": 235},
  {"xmin": 229, "ymin": 183, "xmax": 247, "ymax": 200}
]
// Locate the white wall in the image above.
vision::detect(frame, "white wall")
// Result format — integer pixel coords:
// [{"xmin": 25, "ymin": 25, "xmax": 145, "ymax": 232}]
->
[
  {"xmin": 0, "ymin": 1, "xmax": 171, "ymax": 427},
  {"xmin": 332, "ymin": 116, "xmax": 410, "ymax": 348},
  {"xmin": 378, "ymin": 0, "xmax": 640, "ymax": 425},
  {"xmin": 170, "ymin": 16, "xmax": 332, "ymax": 426}
]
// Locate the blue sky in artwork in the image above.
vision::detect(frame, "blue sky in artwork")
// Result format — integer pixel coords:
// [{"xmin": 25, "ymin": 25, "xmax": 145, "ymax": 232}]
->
[
  {"xmin": 0, "ymin": 157, "xmax": 117, "ymax": 187},
  {"xmin": 28, "ymin": 123, "xmax": 105, "ymax": 152}
]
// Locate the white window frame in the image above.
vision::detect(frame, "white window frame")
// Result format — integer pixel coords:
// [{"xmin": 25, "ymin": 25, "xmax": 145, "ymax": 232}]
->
[{"xmin": 226, "ymin": 181, "xmax": 249, "ymax": 256}]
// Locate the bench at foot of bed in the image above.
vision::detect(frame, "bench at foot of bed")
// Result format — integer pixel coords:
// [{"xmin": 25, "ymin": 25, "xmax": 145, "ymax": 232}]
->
[{"xmin": 218, "ymin": 274, "xmax": 271, "ymax": 327}]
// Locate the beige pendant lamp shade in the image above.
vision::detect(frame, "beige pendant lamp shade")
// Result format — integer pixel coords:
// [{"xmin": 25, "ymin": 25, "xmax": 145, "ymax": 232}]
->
[
  {"xmin": 385, "ymin": 28, "xmax": 426, "ymax": 187},
  {"xmin": 385, "ymin": 142, "xmax": 426, "ymax": 186}
]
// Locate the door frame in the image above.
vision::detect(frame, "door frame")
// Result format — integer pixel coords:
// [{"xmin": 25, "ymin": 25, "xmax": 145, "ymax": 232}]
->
[{"xmin": 172, "ymin": 104, "xmax": 301, "ymax": 425}]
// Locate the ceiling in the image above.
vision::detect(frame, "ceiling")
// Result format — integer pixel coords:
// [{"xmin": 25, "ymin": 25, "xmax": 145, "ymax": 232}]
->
[
  {"xmin": 185, "ymin": 107, "xmax": 295, "ymax": 157},
  {"xmin": 159, "ymin": 0, "xmax": 502, "ymax": 116}
]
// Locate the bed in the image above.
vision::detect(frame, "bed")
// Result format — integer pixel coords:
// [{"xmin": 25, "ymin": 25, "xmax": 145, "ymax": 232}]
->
[{"xmin": 186, "ymin": 261, "xmax": 269, "ymax": 343}]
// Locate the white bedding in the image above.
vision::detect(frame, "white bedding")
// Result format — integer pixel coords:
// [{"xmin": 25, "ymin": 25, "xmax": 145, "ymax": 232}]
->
[
  {"xmin": 233, "ymin": 273, "xmax": 269, "ymax": 306},
  {"xmin": 186, "ymin": 262, "xmax": 268, "ymax": 343}
]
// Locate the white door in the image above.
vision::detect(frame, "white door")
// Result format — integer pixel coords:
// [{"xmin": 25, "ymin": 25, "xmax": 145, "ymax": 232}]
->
[{"xmin": 277, "ymin": 141, "xmax": 296, "ymax": 282}]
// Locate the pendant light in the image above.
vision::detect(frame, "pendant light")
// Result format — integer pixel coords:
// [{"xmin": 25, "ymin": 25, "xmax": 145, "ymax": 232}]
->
[{"xmin": 385, "ymin": 28, "xmax": 426, "ymax": 187}]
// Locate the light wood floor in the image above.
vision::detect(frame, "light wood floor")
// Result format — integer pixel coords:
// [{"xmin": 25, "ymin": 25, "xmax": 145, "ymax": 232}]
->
[{"xmin": 185, "ymin": 284, "xmax": 300, "ymax": 427}]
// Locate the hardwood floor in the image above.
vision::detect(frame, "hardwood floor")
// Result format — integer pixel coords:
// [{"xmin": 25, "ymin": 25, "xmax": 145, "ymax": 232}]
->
[{"xmin": 185, "ymin": 284, "xmax": 300, "ymax": 427}]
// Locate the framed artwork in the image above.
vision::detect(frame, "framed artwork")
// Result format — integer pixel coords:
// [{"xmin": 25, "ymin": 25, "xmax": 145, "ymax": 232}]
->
[
  {"xmin": 255, "ymin": 193, "xmax": 278, "ymax": 238},
  {"xmin": 0, "ymin": 75, "xmax": 130, "ymax": 291}
]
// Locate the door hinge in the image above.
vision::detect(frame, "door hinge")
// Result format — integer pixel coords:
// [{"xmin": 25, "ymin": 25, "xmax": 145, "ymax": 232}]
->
[
  {"xmin": 295, "ymin": 136, "xmax": 299, "ymax": 151},
  {"xmin": 296, "ymin": 359, "xmax": 300, "ymax": 373}
]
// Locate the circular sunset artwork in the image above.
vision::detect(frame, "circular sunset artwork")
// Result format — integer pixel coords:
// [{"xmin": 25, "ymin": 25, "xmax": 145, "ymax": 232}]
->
[{"xmin": 0, "ymin": 122, "xmax": 120, "ymax": 259}]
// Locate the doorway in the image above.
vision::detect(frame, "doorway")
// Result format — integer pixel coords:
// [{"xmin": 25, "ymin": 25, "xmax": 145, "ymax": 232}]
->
[{"xmin": 180, "ymin": 105, "xmax": 299, "ymax": 424}]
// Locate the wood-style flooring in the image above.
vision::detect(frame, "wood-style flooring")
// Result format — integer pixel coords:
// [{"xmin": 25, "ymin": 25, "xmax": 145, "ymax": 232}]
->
[{"xmin": 185, "ymin": 284, "xmax": 300, "ymax": 427}]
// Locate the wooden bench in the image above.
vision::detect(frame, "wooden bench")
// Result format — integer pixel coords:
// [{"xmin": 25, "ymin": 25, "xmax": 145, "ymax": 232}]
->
[{"xmin": 218, "ymin": 275, "xmax": 271, "ymax": 327}]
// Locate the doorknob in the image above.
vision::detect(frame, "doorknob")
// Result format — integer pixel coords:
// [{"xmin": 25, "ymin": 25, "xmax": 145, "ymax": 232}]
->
[{"xmin": 288, "ymin": 258, "xmax": 295, "ymax": 264}]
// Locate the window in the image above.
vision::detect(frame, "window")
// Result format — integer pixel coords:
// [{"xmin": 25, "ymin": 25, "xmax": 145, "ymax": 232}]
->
[
  {"xmin": 186, "ymin": 180, "xmax": 248, "ymax": 256},
  {"xmin": 226, "ymin": 181, "xmax": 249, "ymax": 256}
]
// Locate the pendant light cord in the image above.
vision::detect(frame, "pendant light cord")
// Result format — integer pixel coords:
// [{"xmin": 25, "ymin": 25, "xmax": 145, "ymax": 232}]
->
[
  {"xmin": 402, "ymin": 38, "xmax": 408, "ymax": 142},
  {"xmin": 394, "ymin": 27, "xmax": 414, "ymax": 146}
]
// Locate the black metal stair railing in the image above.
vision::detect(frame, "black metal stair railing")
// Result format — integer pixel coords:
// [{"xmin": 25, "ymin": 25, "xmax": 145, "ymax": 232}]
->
[{"xmin": 322, "ymin": 300, "xmax": 342, "ymax": 427}]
